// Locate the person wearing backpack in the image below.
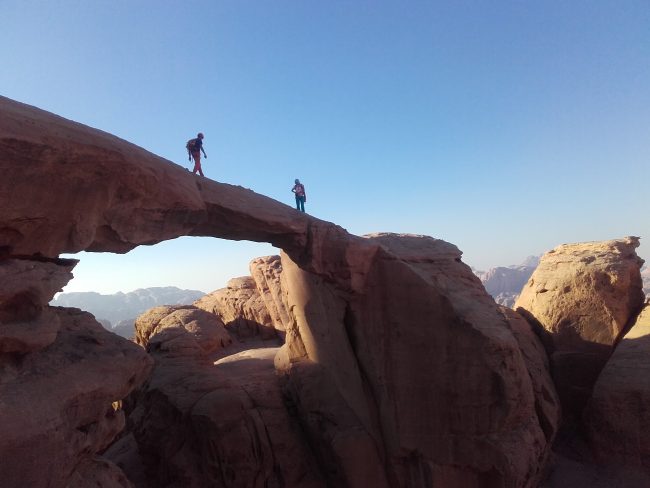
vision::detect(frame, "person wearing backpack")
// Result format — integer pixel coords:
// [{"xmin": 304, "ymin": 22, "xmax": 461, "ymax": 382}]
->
[
  {"xmin": 292, "ymin": 179, "xmax": 306, "ymax": 212},
  {"xmin": 186, "ymin": 132, "xmax": 207, "ymax": 176}
]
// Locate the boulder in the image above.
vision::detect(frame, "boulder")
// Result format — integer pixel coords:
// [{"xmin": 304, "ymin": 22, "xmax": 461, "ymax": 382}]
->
[
  {"xmin": 66, "ymin": 456, "xmax": 135, "ymax": 488},
  {"xmin": 134, "ymin": 305, "xmax": 232, "ymax": 356},
  {"xmin": 499, "ymin": 306, "xmax": 561, "ymax": 442},
  {"xmin": 0, "ymin": 308, "xmax": 152, "ymax": 488},
  {"xmin": 585, "ymin": 302, "xmax": 650, "ymax": 471},
  {"xmin": 122, "ymin": 321, "xmax": 325, "ymax": 487},
  {"xmin": 515, "ymin": 237, "xmax": 645, "ymax": 417},
  {"xmin": 194, "ymin": 276, "xmax": 277, "ymax": 340}
]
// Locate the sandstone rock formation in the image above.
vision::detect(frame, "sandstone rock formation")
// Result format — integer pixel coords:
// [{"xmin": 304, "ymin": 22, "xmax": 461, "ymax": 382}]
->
[
  {"xmin": 194, "ymin": 276, "xmax": 277, "ymax": 340},
  {"xmin": 115, "ymin": 306, "xmax": 323, "ymax": 488},
  {"xmin": 275, "ymin": 233, "xmax": 556, "ymax": 487},
  {"xmin": 515, "ymin": 237, "xmax": 645, "ymax": 417},
  {"xmin": 499, "ymin": 306, "xmax": 561, "ymax": 442},
  {"xmin": 585, "ymin": 302, "xmax": 650, "ymax": 472},
  {"xmin": 1, "ymin": 96, "xmax": 560, "ymax": 487},
  {"xmin": 0, "ymin": 307, "xmax": 152, "ymax": 488},
  {"xmin": 192, "ymin": 255, "xmax": 291, "ymax": 342},
  {"xmin": 134, "ymin": 305, "xmax": 232, "ymax": 356},
  {"xmin": 249, "ymin": 255, "xmax": 291, "ymax": 333}
]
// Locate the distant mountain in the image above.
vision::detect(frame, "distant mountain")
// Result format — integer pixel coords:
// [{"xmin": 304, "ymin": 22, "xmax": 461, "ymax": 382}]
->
[
  {"xmin": 51, "ymin": 287, "xmax": 206, "ymax": 332},
  {"xmin": 473, "ymin": 256, "xmax": 540, "ymax": 307}
]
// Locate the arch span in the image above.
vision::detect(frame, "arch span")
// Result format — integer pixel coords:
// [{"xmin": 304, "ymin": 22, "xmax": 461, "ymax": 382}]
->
[{"xmin": 0, "ymin": 96, "xmax": 558, "ymax": 488}]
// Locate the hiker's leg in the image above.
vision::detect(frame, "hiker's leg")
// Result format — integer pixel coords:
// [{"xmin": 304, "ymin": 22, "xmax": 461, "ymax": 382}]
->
[
  {"xmin": 295, "ymin": 196, "xmax": 300, "ymax": 210},
  {"xmin": 299, "ymin": 197, "xmax": 305, "ymax": 212},
  {"xmin": 192, "ymin": 153, "xmax": 203, "ymax": 175}
]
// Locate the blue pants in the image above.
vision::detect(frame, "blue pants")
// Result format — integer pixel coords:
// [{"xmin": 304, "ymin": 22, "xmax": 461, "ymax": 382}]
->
[{"xmin": 295, "ymin": 196, "xmax": 305, "ymax": 212}]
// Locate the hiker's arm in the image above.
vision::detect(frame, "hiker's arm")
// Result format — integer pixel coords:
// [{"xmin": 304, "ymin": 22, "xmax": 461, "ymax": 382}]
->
[{"xmin": 202, "ymin": 147, "xmax": 207, "ymax": 158}]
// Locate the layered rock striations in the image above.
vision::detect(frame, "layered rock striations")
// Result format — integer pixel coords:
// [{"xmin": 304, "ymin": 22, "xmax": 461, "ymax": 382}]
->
[
  {"xmin": 1, "ymin": 96, "xmax": 562, "ymax": 487},
  {"xmin": 514, "ymin": 237, "xmax": 645, "ymax": 417},
  {"xmin": 194, "ymin": 276, "xmax": 277, "ymax": 341}
]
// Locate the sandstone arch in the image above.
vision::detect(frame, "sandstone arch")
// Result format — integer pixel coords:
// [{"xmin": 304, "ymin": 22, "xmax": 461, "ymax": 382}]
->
[{"xmin": 0, "ymin": 96, "xmax": 559, "ymax": 488}]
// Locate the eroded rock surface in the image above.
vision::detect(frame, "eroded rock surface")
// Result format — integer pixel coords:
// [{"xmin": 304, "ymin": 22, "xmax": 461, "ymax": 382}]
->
[
  {"xmin": 515, "ymin": 237, "xmax": 645, "ymax": 417},
  {"xmin": 194, "ymin": 276, "xmax": 277, "ymax": 341},
  {"xmin": 585, "ymin": 302, "xmax": 650, "ymax": 472},
  {"xmin": 276, "ymin": 234, "xmax": 556, "ymax": 487},
  {"xmin": 134, "ymin": 305, "xmax": 232, "ymax": 356},
  {"xmin": 120, "ymin": 310, "xmax": 322, "ymax": 488},
  {"xmin": 250, "ymin": 255, "xmax": 291, "ymax": 333},
  {"xmin": 1, "ymin": 96, "xmax": 561, "ymax": 487},
  {"xmin": 0, "ymin": 308, "xmax": 152, "ymax": 488}
]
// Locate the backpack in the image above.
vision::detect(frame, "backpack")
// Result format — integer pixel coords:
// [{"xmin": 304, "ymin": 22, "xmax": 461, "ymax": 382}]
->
[{"xmin": 186, "ymin": 138, "xmax": 197, "ymax": 152}]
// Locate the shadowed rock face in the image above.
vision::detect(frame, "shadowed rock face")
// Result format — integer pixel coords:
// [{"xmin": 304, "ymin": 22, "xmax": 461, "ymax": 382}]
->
[
  {"xmin": 514, "ymin": 237, "xmax": 645, "ymax": 419},
  {"xmin": 585, "ymin": 303, "xmax": 650, "ymax": 472},
  {"xmin": 1, "ymin": 96, "xmax": 558, "ymax": 487}
]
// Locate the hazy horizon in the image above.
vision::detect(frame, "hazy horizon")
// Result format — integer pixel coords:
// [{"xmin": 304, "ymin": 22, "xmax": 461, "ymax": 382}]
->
[{"xmin": 4, "ymin": 1, "xmax": 648, "ymax": 294}]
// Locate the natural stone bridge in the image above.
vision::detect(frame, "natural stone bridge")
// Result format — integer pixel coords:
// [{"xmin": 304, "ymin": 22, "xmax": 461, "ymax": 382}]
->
[{"xmin": 0, "ymin": 95, "xmax": 565, "ymax": 487}]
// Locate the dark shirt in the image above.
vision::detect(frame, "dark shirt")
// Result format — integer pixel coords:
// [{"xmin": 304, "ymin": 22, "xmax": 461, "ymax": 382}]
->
[{"xmin": 192, "ymin": 138, "xmax": 203, "ymax": 152}]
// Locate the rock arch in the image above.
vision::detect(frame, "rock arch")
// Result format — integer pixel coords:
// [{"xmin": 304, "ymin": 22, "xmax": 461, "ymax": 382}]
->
[{"xmin": 0, "ymin": 96, "xmax": 559, "ymax": 488}]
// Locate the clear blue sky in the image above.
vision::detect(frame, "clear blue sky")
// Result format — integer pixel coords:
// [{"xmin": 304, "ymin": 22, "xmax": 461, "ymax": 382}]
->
[{"xmin": 2, "ymin": 1, "xmax": 649, "ymax": 293}]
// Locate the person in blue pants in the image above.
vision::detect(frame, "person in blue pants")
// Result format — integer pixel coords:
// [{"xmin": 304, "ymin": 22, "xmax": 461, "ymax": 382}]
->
[{"xmin": 292, "ymin": 179, "xmax": 306, "ymax": 212}]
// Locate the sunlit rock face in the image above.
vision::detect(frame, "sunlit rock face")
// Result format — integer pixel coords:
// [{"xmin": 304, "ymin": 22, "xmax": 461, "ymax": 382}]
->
[
  {"xmin": 1, "ymin": 96, "xmax": 558, "ymax": 487},
  {"xmin": 194, "ymin": 276, "xmax": 278, "ymax": 340},
  {"xmin": 192, "ymin": 255, "xmax": 290, "ymax": 342},
  {"xmin": 514, "ymin": 237, "xmax": 645, "ymax": 418}
]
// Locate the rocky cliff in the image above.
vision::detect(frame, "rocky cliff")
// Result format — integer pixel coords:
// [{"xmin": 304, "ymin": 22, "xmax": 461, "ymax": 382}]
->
[
  {"xmin": 515, "ymin": 237, "xmax": 645, "ymax": 419},
  {"xmin": 2, "ymin": 95, "xmax": 646, "ymax": 487}
]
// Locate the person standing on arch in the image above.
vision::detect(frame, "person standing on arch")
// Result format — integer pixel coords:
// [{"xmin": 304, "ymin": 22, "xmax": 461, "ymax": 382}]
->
[
  {"xmin": 187, "ymin": 132, "xmax": 207, "ymax": 176},
  {"xmin": 292, "ymin": 178, "xmax": 306, "ymax": 212}
]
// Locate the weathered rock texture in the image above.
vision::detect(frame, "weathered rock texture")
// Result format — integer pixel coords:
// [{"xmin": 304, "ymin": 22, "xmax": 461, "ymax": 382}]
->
[
  {"xmin": 134, "ymin": 305, "xmax": 232, "ymax": 355},
  {"xmin": 0, "ymin": 307, "xmax": 152, "ymax": 488},
  {"xmin": 194, "ymin": 276, "xmax": 277, "ymax": 340},
  {"xmin": 275, "ymin": 234, "xmax": 556, "ymax": 487},
  {"xmin": 585, "ymin": 302, "xmax": 650, "ymax": 472},
  {"xmin": 119, "ymin": 308, "xmax": 323, "ymax": 488},
  {"xmin": 515, "ymin": 237, "xmax": 645, "ymax": 417},
  {"xmin": 192, "ymin": 255, "xmax": 290, "ymax": 342},
  {"xmin": 1, "ymin": 96, "xmax": 561, "ymax": 487},
  {"xmin": 499, "ymin": 306, "xmax": 561, "ymax": 443},
  {"xmin": 250, "ymin": 255, "xmax": 291, "ymax": 333}
]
